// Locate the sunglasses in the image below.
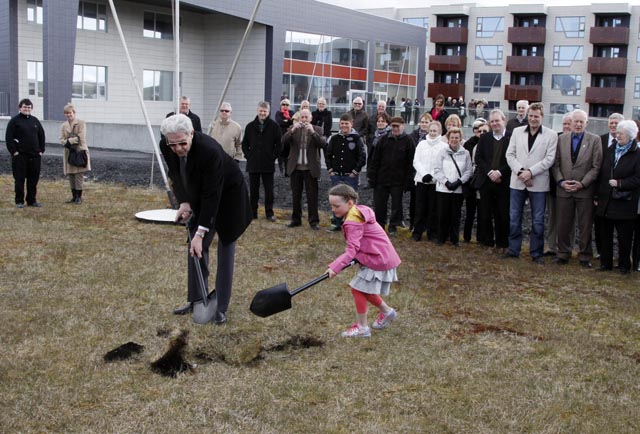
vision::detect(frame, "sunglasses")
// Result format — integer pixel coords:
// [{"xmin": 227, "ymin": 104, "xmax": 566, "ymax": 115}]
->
[
  {"xmin": 220, "ymin": 109, "xmax": 230, "ymax": 113},
  {"xmin": 167, "ymin": 141, "xmax": 189, "ymax": 148},
  {"xmin": 281, "ymin": 103, "xmax": 290, "ymax": 106}
]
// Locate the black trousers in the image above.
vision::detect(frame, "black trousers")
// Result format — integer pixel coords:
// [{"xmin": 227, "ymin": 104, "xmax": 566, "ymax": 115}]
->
[
  {"xmin": 413, "ymin": 183, "xmax": 438, "ymax": 240},
  {"xmin": 12, "ymin": 153, "xmax": 41, "ymax": 205},
  {"xmin": 290, "ymin": 169, "xmax": 319, "ymax": 225},
  {"xmin": 374, "ymin": 185, "xmax": 404, "ymax": 230},
  {"xmin": 463, "ymin": 188, "xmax": 479, "ymax": 242},
  {"xmin": 478, "ymin": 181, "xmax": 510, "ymax": 248},
  {"xmin": 249, "ymin": 172, "xmax": 274, "ymax": 218},
  {"xmin": 600, "ymin": 218, "xmax": 634, "ymax": 271},
  {"xmin": 437, "ymin": 192, "xmax": 464, "ymax": 244}
]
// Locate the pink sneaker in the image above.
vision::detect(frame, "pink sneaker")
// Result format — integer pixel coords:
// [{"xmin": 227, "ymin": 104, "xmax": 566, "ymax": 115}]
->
[
  {"xmin": 372, "ymin": 308, "xmax": 397, "ymax": 329},
  {"xmin": 341, "ymin": 323, "xmax": 371, "ymax": 338}
]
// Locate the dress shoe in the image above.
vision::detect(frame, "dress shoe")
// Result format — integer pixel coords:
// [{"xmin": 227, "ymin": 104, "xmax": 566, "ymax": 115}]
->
[
  {"xmin": 286, "ymin": 221, "xmax": 301, "ymax": 228},
  {"xmin": 266, "ymin": 215, "xmax": 276, "ymax": 222},
  {"xmin": 173, "ymin": 302, "xmax": 193, "ymax": 315},
  {"xmin": 27, "ymin": 202, "xmax": 42, "ymax": 207},
  {"xmin": 532, "ymin": 256, "xmax": 544, "ymax": 265},
  {"xmin": 579, "ymin": 260, "xmax": 593, "ymax": 269},
  {"xmin": 543, "ymin": 251, "xmax": 556, "ymax": 257},
  {"xmin": 75, "ymin": 197, "xmax": 82, "ymax": 205},
  {"xmin": 214, "ymin": 311, "xmax": 227, "ymax": 325},
  {"xmin": 16, "ymin": 203, "xmax": 24, "ymax": 209},
  {"xmin": 553, "ymin": 257, "xmax": 569, "ymax": 265},
  {"xmin": 501, "ymin": 253, "xmax": 518, "ymax": 259},
  {"xmin": 310, "ymin": 224, "xmax": 320, "ymax": 231}
]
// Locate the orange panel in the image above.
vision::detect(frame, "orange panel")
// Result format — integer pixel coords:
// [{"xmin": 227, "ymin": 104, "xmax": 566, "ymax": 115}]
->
[
  {"xmin": 284, "ymin": 59, "xmax": 366, "ymax": 82},
  {"xmin": 374, "ymin": 69, "xmax": 416, "ymax": 86}
]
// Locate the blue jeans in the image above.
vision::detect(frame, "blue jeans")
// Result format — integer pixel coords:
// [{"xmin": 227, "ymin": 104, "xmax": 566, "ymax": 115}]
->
[
  {"xmin": 508, "ymin": 189, "xmax": 546, "ymax": 258},
  {"xmin": 330, "ymin": 174, "xmax": 359, "ymax": 226}
]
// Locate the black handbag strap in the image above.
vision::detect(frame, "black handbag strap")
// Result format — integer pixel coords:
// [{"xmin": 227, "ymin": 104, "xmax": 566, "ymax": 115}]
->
[{"xmin": 450, "ymin": 154, "xmax": 462, "ymax": 178}]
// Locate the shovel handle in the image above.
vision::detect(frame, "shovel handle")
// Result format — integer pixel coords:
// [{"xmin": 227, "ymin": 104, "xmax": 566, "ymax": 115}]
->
[
  {"xmin": 289, "ymin": 259, "xmax": 357, "ymax": 296},
  {"xmin": 185, "ymin": 221, "xmax": 209, "ymax": 307}
]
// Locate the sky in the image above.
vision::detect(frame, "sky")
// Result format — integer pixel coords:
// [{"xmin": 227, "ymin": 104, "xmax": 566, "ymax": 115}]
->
[{"xmin": 318, "ymin": 0, "xmax": 640, "ymax": 10}]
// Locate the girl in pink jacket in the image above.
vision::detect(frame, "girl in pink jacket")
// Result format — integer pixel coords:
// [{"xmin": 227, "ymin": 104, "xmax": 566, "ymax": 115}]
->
[{"xmin": 326, "ymin": 184, "xmax": 401, "ymax": 338}]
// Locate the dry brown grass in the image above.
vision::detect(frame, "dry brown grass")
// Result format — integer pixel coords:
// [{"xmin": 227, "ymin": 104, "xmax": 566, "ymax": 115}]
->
[{"xmin": 1, "ymin": 175, "xmax": 639, "ymax": 433}]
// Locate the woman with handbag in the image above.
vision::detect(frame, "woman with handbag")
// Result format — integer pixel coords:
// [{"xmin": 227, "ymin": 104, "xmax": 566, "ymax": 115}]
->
[
  {"xmin": 595, "ymin": 120, "xmax": 640, "ymax": 274},
  {"xmin": 60, "ymin": 103, "xmax": 90, "ymax": 204}
]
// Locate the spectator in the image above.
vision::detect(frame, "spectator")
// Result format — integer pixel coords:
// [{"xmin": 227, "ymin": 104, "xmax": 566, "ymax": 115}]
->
[
  {"xmin": 166, "ymin": 96, "xmax": 202, "ymax": 133},
  {"xmin": 402, "ymin": 97, "xmax": 412, "ymax": 124},
  {"xmin": 370, "ymin": 112, "xmax": 391, "ymax": 164},
  {"xmin": 242, "ymin": 101, "xmax": 282, "ymax": 222},
  {"xmin": 430, "ymin": 94, "xmax": 450, "ymax": 134},
  {"xmin": 552, "ymin": 109, "xmax": 602, "ymax": 268},
  {"xmin": 281, "ymin": 109, "xmax": 326, "ymax": 230},
  {"xmin": 412, "ymin": 120, "xmax": 446, "ymax": 241},
  {"xmin": 595, "ymin": 120, "xmax": 640, "ymax": 274},
  {"xmin": 348, "ymin": 97, "xmax": 371, "ymax": 146},
  {"xmin": 292, "ymin": 99, "xmax": 311, "ymax": 123},
  {"xmin": 311, "ymin": 97, "xmax": 332, "ymax": 139},
  {"xmin": 457, "ymin": 96, "xmax": 467, "ymax": 126},
  {"xmin": 326, "ymin": 114, "xmax": 367, "ymax": 231},
  {"xmin": 445, "ymin": 114, "xmax": 462, "ymax": 136},
  {"xmin": 506, "ymin": 100, "xmax": 529, "ymax": 133},
  {"xmin": 5, "ymin": 98, "xmax": 45, "ymax": 208},
  {"xmin": 462, "ymin": 119, "xmax": 489, "ymax": 244},
  {"xmin": 210, "ymin": 102, "xmax": 243, "ymax": 162},
  {"xmin": 475, "ymin": 100, "xmax": 489, "ymax": 121},
  {"xmin": 413, "ymin": 98, "xmax": 422, "ymax": 125},
  {"xmin": 433, "ymin": 127, "xmax": 472, "ymax": 246},
  {"xmin": 388, "ymin": 96, "xmax": 396, "ymax": 116},
  {"xmin": 504, "ymin": 102, "xmax": 558, "ymax": 263},
  {"xmin": 367, "ymin": 116, "xmax": 416, "ymax": 235},
  {"xmin": 59, "ymin": 103, "xmax": 91, "ymax": 205},
  {"xmin": 368, "ymin": 101, "xmax": 389, "ymax": 159},
  {"xmin": 275, "ymin": 98, "xmax": 295, "ymax": 176}
]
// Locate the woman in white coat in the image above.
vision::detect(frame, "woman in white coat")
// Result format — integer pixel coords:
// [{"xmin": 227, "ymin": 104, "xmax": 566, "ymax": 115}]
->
[{"xmin": 433, "ymin": 127, "xmax": 472, "ymax": 246}]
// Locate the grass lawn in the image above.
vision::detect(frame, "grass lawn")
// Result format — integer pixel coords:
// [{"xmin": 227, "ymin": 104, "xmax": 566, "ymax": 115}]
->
[{"xmin": 1, "ymin": 176, "xmax": 639, "ymax": 433}]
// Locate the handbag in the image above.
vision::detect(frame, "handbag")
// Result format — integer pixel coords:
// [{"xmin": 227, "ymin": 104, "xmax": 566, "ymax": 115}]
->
[
  {"xmin": 68, "ymin": 147, "xmax": 88, "ymax": 167},
  {"xmin": 449, "ymin": 154, "xmax": 471, "ymax": 195},
  {"xmin": 611, "ymin": 188, "xmax": 631, "ymax": 201}
]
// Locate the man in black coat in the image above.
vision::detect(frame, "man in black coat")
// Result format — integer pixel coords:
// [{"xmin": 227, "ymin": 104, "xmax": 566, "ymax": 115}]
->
[
  {"xmin": 473, "ymin": 109, "xmax": 511, "ymax": 251},
  {"xmin": 160, "ymin": 114, "xmax": 252, "ymax": 325},
  {"xmin": 242, "ymin": 101, "xmax": 283, "ymax": 221},
  {"xmin": 5, "ymin": 98, "xmax": 46, "ymax": 208},
  {"xmin": 165, "ymin": 96, "xmax": 202, "ymax": 133}
]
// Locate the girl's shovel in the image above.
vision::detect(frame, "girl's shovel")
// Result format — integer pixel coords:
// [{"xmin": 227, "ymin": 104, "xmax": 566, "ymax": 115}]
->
[{"xmin": 250, "ymin": 260, "xmax": 357, "ymax": 318}]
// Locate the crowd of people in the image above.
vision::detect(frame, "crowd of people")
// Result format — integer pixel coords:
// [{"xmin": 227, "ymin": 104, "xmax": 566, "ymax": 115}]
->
[{"xmin": 5, "ymin": 94, "xmax": 640, "ymax": 332}]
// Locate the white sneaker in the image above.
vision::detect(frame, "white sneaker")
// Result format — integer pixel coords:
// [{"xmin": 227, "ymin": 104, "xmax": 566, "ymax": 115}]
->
[
  {"xmin": 372, "ymin": 308, "xmax": 397, "ymax": 329},
  {"xmin": 341, "ymin": 323, "xmax": 371, "ymax": 338}
]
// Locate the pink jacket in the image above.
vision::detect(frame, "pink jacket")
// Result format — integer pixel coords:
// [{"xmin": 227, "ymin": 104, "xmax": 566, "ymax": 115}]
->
[{"xmin": 329, "ymin": 205, "xmax": 401, "ymax": 274}]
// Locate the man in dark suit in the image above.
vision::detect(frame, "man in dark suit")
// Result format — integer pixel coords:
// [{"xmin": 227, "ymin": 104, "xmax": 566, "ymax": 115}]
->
[
  {"xmin": 166, "ymin": 96, "xmax": 202, "ymax": 133},
  {"xmin": 552, "ymin": 110, "xmax": 602, "ymax": 268},
  {"xmin": 160, "ymin": 114, "xmax": 252, "ymax": 325},
  {"xmin": 473, "ymin": 109, "xmax": 511, "ymax": 252}
]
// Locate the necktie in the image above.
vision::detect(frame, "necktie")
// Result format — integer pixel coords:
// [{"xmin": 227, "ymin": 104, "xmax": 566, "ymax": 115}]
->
[
  {"xmin": 179, "ymin": 156, "xmax": 189, "ymax": 193},
  {"xmin": 610, "ymin": 138, "xmax": 617, "ymax": 148}
]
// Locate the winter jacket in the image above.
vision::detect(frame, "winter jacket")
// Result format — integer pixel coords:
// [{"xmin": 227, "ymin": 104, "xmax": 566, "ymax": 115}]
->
[
  {"xmin": 241, "ymin": 116, "xmax": 282, "ymax": 173},
  {"xmin": 367, "ymin": 132, "xmax": 415, "ymax": 188},
  {"xmin": 413, "ymin": 136, "xmax": 446, "ymax": 185},
  {"xmin": 311, "ymin": 109, "xmax": 332, "ymax": 138},
  {"xmin": 329, "ymin": 205, "xmax": 401, "ymax": 274},
  {"xmin": 348, "ymin": 108, "xmax": 371, "ymax": 144},
  {"xmin": 326, "ymin": 129, "xmax": 366, "ymax": 175},
  {"xmin": 5, "ymin": 112, "xmax": 45, "ymax": 156},
  {"xmin": 433, "ymin": 144, "xmax": 472, "ymax": 194},
  {"xmin": 595, "ymin": 140, "xmax": 640, "ymax": 220},
  {"xmin": 60, "ymin": 118, "xmax": 91, "ymax": 174}
]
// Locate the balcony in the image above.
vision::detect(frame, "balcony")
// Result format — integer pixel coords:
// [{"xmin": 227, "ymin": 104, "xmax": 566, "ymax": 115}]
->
[
  {"xmin": 508, "ymin": 27, "xmax": 546, "ymax": 45},
  {"xmin": 585, "ymin": 87, "xmax": 625, "ymax": 105},
  {"xmin": 504, "ymin": 85, "xmax": 542, "ymax": 102},
  {"xmin": 430, "ymin": 27, "xmax": 469, "ymax": 44},
  {"xmin": 506, "ymin": 56, "xmax": 545, "ymax": 73},
  {"xmin": 587, "ymin": 57, "xmax": 628, "ymax": 75},
  {"xmin": 427, "ymin": 83, "xmax": 465, "ymax": 99},
  {"xmin": 589, "ymin": 26, "xmax": 629, "ymax": 45},
  {"xmin": 429, "ymin": 55, "xmax": 467, "ymax": 72}
]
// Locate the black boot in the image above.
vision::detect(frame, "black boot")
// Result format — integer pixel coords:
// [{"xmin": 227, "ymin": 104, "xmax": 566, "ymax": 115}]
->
[
  {"xmin": 75, "ymin": 189, "xmax": 83, "ymax": 204},
  {"xmin": 66, "ymin": 189, "xmax": 77, "ymax": 203}
]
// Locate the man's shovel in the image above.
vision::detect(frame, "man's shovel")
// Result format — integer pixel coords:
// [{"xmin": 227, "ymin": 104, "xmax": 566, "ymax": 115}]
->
[
  {"xmin": 249, "ymin": 260, "xmax": 357, "ymax": 318},
  {"xmin": 185, "ymin": 221, "xmax": 216, "ymax": 324}
]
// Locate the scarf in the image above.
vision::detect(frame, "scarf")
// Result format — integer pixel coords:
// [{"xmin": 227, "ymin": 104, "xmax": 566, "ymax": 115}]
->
[
  {"xmin": 614, "ymin": 139, "xmax": 633, "ymax": 167},
  {"xmin": 281, "ymin": 109, "xmax": 290, "ymax": 120}
]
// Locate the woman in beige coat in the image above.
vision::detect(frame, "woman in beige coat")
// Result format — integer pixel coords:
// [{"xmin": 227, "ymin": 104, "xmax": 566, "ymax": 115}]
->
[{"xmin": 60, "ymin": 103, "xmax": 91, "ymax": 204}]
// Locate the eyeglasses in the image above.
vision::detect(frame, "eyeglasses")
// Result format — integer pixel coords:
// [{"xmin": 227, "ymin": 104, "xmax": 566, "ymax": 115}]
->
[
  {"xmin": 220, "ymin": 109, "xmax": 230, "ymax": 113},
  {"xmin": 167, "ymin": 141, "xmax": 189, "ymax": 148},
  {"xmin": 281, "ymin": 103, "xmax": 289, "ymax": 106},
  {"xmin": 353, "ymin": 103, "xmax": 363, "ymax": 106}
]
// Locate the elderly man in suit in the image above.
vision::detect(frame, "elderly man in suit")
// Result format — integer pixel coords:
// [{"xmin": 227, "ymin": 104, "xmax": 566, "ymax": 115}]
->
[
  {"xmin": 160, "ymin": 114, "xmax": 252, "ymax": 325},
  {"xmin": 552, "ymin": 110, "xmax": 602, "ymax": 268},
  {"xmin": 504, "ymin": 102, "xmax": 558, "ymax": 263}
]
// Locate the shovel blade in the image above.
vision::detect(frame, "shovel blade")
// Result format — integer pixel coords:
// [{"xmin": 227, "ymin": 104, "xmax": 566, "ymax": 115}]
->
[{"xmin": 249, "ymin": 283, "xmax": 292, "ymax": 317}]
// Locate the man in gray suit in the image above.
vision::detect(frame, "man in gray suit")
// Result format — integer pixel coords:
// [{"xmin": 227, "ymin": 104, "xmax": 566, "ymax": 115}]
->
[
  {"xmin": 505, "ymin": 102, "xmax": 558, "ymax": 263},
  {"xmin": 552, "ymin": 110, "xmax": 602, "ymax": 268}
]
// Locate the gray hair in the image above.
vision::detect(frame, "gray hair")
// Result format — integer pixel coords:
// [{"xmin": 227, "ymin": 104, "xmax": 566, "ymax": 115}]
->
[
  {"xmin": 258, "ymin": 101, "xmax": 271, "ymax": 111},
  {"xmin": 562, "ymin": 111, "xmax": 574, "ymax": 121},
  {"xmin": 161, "ymin": 113, "xmax": 193, "ymax": 136},
  {"xmin": 616, "ymin": 120, "xmax": 638, "ymax": 141},
  {"xmin": 489, "ymin": 108, "xmax": 506, "ymax": 121},
  {"xmin": 180, "ymin": 96, "xmax": 190, "ymax": 103},
  {"xmin": 609, "ymin": 113, "xmax": 624, "ymax": 122},
  {"xmin": 516, "ymin": 100, "xmax": 529, "ymax": 109},
  {"xmin": 571, "ymin": 109, "xmax": 588, "ymax": 121},
  {"xmin": 220, "ymin": 101, "xmax": 232, "ymax": 111}
]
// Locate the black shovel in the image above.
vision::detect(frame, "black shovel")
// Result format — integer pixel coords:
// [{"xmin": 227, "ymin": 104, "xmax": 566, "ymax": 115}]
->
[{"xmin": 250, "ymin": 260, "xmax": 357, "ymax": 318}]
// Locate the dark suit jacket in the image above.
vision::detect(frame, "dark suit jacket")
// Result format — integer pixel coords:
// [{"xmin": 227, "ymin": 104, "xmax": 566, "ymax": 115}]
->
[
  {"xmin": 596, "ymin": 140, "xmax": 640, "ymax": 220},
  {"xmin": 473, "ymin": 131, "xmax": 512, "ymax": 189},
  {"xmin": 160, "ymin": 132, "xmax": 252, "ymax": 244},
  {"xmin": 552, "ymin": 132, "xmax": 602, "ymax": 198}
]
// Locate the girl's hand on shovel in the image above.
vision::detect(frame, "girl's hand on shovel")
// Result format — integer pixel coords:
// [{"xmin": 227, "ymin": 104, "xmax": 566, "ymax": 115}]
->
[
  {"xmin": 190, "ymin": 236, "xmax": 203, "ymax": 259},
  {"xmin": 326, "ymin": 268, "xmax": 336, "ymax": 279}
]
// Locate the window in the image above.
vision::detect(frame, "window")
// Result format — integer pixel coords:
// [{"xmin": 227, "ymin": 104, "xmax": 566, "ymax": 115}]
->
[
  {"xmin": 72, "ymin": 65, "xmax": 107, "ymax": 100},
  {"xmin": 77, "ymin": 2, "xmax": 107, "ymax": 32},
  {"xmin": 475, "ymin": 45, "xmax": 503, "ymax": 66},
  {"xmin": 552, "ymin": 75, "xmax": 581, "ymax": 96},
  {"xmin": 476, "ymin": 17, "xmax": 504, "ymax": 37},
  {"xmin": 27, "ymin": 0, "xmax": 42, "ymax": 24},
  {"xmin": 595, "ymin": 46, "xmax": 620, "ymax": 58},
  {"xmin": 143, "ymin": 70, "xmax": 173, "ymax": 101},
  {"xmin": 474, "ymin": 73, "xmax": 501, "ymax": 93},
  {"xmin": 27, "ymin": 61, "xmax": 43, "ymax": 97},
  {"xmin": 553, "ymin": 46, "xmax": 583, "ymax": 67},
  {"xmin": 635, "ymin": 77, "xmax": 640, "ymax": 98},
  {"xmin": 636, "ymin": 47, "xmax": 640, "ymax": 62},
  {"xmin": 403, "ymin": 17, "xmax": 428, "ymax": 36},
  {"xmin": 633, "ymin": 107, "xmax": 640, "ymax": 119},
  {"xmin": 555, "ymin": 17, "xmax": 585, "ymax": 38},
  {"xmin": 143, "ymin": 12, "xmax": 173, "ymax": 39},
  {"xmin": 550, "ymin": 103, "xmax": 580, "ymax": 114}
]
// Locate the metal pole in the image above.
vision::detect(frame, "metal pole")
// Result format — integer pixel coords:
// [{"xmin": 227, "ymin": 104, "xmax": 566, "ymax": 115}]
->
[
  {"xmin": 107, "ymin": 0, "xmax": 174, "ymax": 207},
  {"xmin": 207, "ymin": 0, "xmax": 263, "ymax": 135},
  {"xmin": 174, "ymin": 0, "xmax": 180, "ymax": 114}
]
